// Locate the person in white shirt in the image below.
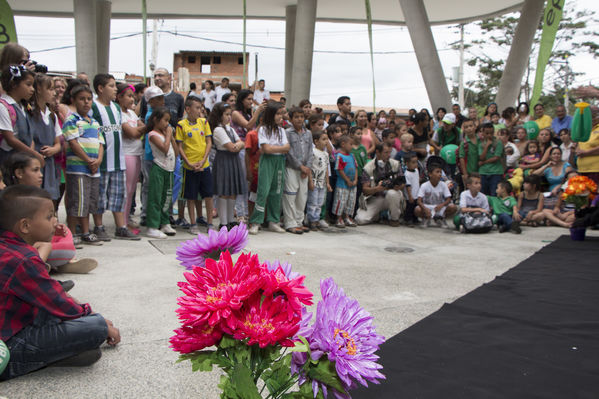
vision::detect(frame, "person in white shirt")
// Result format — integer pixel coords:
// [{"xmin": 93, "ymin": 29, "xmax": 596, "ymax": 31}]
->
[
  {"xmin": 200, "ymin": 80, "xmax": 217, "ymax": 112},
  {"xmin": 252, "ymin": 79, "xmax": 270, "ymax": 106},
  {"xmin": 214, "ymin": 77, "xmax": 231, "ymax": 103},
  {"xmin": 415, "ymin": 163, "xmax": 457, "ymax": 227}
]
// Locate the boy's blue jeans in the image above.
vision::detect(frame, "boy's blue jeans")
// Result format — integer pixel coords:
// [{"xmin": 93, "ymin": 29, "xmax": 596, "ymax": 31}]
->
[
  {"xmin": 1, "ymin": 312, "xmax": 107, "ymax": 380},
  {"xmin": 307, "ymin": 186, "xmax": 326, "ymax": 222},
  {"xmin": 496, "ymin": 213, "xmax": 513, "ymax": 229}
]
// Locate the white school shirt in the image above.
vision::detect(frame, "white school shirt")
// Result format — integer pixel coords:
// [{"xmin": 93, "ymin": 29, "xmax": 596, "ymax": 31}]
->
[
  {"xmin": 459, "ymin": 190, "xmax": 489, "ymax": 211},
  {"xmin": 215, "ymin": 86, "xmax": 231, "ymax": 103},
  {"xmin": 121, "ymin": 109, "xmax": 144, "ymax": 156},
  {"xmin": 213, "ymin": 125, "xmax": 240, "ymax": 151},
  {"xmin": 0, "ymin": 94, "xmax": 26, "ymax": 151},
  {"xmin": 148, "ymin": 131, "xmax": 175, "ymax": 172},
  {"xmin": 418, "ymin": 180, "xmax": 451, "ymax": 205},
  {"xmin": 258, "ymin": 126, "xmax": 288, "ymax": 156},
  {"xmin": 404, "ymin": 169, "xmax": 420, "ymax": 199}
]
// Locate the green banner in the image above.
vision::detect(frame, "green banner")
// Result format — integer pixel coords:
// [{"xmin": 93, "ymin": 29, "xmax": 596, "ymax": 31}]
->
[
  {"xmin": 530, "ymin": 0, "xmax": 565, "ymax": 110},
  {"xmin": 0, "ymin": 0, "xmax": 18, "ymax": 49},
  {"xmin": 364, "ymin": 0, "xmax": 376, "ymax": 113}
]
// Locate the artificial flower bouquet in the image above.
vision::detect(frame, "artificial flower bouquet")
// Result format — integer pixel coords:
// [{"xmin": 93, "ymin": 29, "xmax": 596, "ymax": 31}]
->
[
  {"xmin": 562, "ymin": 175, "xmax": 598, "ymax": 210},
  {"xmin": 171, "ymin": 224, "xmax": 385, "ymax": 399}
]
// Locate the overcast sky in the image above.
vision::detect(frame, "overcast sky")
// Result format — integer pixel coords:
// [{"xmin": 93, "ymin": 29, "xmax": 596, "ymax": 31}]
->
[{"xmin": 15, "ymin": 0, "xmax": 598, "ymax": 111}]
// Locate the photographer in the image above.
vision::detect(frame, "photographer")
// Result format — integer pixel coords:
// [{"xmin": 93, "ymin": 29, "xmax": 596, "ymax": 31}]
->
[
  {"xmin": 0, "ymin": 43, "xmax": 47, "ymax": 93},
  {"xmin": 355, "ymin": 143, "xmax": 406, "ymax": 226}
]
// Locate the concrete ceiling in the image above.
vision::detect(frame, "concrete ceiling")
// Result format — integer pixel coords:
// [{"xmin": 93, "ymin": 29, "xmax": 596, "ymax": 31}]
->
[{"xmin": 9, "ymin": 0, "xmax": 524, "ymax": 25}]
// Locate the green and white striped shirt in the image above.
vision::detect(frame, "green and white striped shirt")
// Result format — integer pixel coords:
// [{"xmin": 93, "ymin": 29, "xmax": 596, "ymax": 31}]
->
[{"xmin": 91, "ymin": 101, "xmax": 125, "ymax": 172}]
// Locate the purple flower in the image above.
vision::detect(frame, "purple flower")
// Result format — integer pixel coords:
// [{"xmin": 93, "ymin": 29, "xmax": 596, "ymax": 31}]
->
[
  {"xmin": 292, "ymin": 278, "xmax": 385, "ymax": 399},
  {"xmin": 176, "ymin": 223, "xmax": 248, "ymax": 270},
  {"xmin": 264, "ymin": 260, "xmax": 300, "ymax": 280}
]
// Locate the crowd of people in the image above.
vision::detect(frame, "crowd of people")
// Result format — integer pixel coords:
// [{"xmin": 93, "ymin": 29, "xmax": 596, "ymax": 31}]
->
[{"xmin": 1, "ymin": 40, "xmax": 599, "ymax": 379}]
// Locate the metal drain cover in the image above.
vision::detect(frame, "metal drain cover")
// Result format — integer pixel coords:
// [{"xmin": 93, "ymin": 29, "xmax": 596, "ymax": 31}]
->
[{"xmin": 384, "ymin": 246, "xmax": 414, "ymax": 253}]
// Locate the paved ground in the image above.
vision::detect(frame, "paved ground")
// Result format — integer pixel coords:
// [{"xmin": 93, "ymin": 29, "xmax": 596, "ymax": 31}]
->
[{"xmin": 1, "ymin": 213, "xmax": 594, "ymax": 398}]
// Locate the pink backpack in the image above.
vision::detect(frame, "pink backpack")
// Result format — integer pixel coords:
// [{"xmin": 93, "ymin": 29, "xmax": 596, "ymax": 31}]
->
[{"xmin": 0, "ymin": 98, "xmax": 17, "ymax": 146}]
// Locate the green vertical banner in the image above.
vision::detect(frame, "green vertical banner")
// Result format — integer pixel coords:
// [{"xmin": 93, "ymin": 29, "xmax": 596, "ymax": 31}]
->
[
  {"xmin": 0, "ymin": 0, "xmax": 18, "ymax": 49},
  {"xmin": 364, "ymin": 0, "xmax": 376, "ymax": 113},
  {"xmin": 530, "ymin": 0, "xmax": 565, "ymax": 110}
]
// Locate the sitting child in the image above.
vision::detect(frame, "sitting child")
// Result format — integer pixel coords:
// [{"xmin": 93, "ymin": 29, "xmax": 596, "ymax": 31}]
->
[
  {"xmin": 403, "ymin": 154, "xmax": 420, "ymax": 226},
  {"xmin": 0, "ymin": 185, "xmax": 120, "ymax": 380},
  {"xmin": 456, "ymin": 173, "xmax": 491, "ymax": 232},
  {"xmin": 489, "ymin": 180, "xmax": 521, "ymax": 234},
  {"xmin": 519, "ymin": 140, "xmax": 540, "ymax": 169},
  {"xmin": 415, "ymin": 163, "xmax": 457, "ymax": 227},
  {"xmin": 541, "ymin": 170, "xmax": 577, "ymax": 228},
  {"xmin": 513, "ymin": 174, "xmax": 545, "ymax": 227}
]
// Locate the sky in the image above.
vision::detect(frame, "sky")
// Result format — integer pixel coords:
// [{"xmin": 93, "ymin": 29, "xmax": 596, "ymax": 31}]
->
[{"xmin": 13, "ymin": 0, "xmax": 599, "ymax": 111}]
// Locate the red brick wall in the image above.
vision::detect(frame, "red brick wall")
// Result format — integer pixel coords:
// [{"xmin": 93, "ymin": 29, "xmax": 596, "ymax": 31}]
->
[{"xmin": 173, "ymin": 53, "xmax": 249, "ymax": 87}]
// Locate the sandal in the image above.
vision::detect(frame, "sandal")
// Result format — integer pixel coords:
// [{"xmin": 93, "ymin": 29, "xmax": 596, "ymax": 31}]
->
[{"xmin": 286, "ymin": 227, "xmax": 303, "ymax": 235}]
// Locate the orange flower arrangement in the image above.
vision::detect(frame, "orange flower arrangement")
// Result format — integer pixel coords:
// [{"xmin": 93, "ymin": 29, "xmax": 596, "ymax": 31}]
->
[{"xmin": 562, "ymin": 176, "xmax": 598, "ymax": 209}]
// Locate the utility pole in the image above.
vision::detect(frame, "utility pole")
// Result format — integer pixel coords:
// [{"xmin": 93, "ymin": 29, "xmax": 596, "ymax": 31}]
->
[
  {"xmin": 150, "ymin": 19, "xmax": 158, "ymax": 86},
  {"xmin": 458, "ymin": 24, "xmax": 465, "ymax": 109}
]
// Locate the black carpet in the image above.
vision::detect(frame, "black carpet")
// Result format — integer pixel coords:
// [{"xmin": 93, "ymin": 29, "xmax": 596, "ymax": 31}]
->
[{"xmin": 354, "ymin": 235, "xmax": 599, "ymax": 399}]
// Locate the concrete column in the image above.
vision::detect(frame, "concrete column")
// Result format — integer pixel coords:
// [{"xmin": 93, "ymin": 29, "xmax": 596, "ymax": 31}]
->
[
  {"xmin": 289, "ymin": 0, "xmax": 317, "ymax": 107},
  {"xmin": 284, "ymin": 5, "xmax": 297, "ymax": 101},
  {"xmin": 495, "ymin": 0, "xmax": 544, "ymax": 111},
  {"xmin": 399, "ymin": 0, "xmax": 451, "ymax": 113},
  {"xmin": 74, "ymin": 0, "xmax": 98, "ymax": 79},
  {"xmin": 95, "ymin": 0, "xmax": 112, "ymax": 74}
]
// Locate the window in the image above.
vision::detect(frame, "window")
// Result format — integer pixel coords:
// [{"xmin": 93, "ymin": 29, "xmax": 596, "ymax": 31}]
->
[
  {"xmin": 238, "ymin": 57, "xmax": 244, "ymax": 65},
  {"xmin": 201, "ymin": 56, "xmax": 211, "ymax": 65},
  {"xmin": 213, "ymin": 56, "xmax": 221, "ymax": 64},
  {"xmin": 187, "ymin": 55, "xmax": 196, "ymax": 64}
]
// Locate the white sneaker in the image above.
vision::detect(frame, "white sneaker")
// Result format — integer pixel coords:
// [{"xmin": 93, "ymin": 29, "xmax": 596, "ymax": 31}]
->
[
  {"xmin": 248, "ymin": 224, "xmax": 260, "ymax": 235},
  {"xmin": 160, "ymin": 224, "xmax": 176, "ymax": 236},
  {"xmin": 268, "ymin": 222, "xmax": 285, "ymax": 233},
  {"xmin": 146, "ymin": 228, "xmax": 167, "ymax": 239},
  {"xmin": 318, "ymin": 219, "xmax": 329, "ymax": 229}
]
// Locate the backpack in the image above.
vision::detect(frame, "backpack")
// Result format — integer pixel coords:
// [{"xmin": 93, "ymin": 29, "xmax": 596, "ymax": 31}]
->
[
  {"xmin": 461, "ymin": 212, "xmax": 493, "ymax": 234},
  {"xmin": 0, "ymin": 98, "xmax": 17, "ymax": 146}
]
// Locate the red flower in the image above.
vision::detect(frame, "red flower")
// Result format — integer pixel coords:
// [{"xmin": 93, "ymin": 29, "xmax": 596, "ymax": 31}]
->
[
  {"xmin": 262, "ymin": 264, "xmax": 313, "ymax": 319},
  {"xmin": 170, "ymin": 324, "xmax": 223, "ymax": 354},
  {"xmin": 176, "ymin": 252, "xmax": 264, "ymax": 331},
  {"xmin": 232, "ymin": 294, "xmax": 301, "ymax": 348}
]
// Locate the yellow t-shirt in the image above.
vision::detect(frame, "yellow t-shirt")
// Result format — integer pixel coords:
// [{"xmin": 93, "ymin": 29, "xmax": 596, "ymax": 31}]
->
[
  {"xmin": 535, "ymin": 114, "xmax": 553, "ymax": 130},
  {"xmin": 175, "ymin": 118, "xmax": 212, "ymax": 169},
  {"xmin": 577, "ymin": 124, "xmax": 599, "ymax": 173}
]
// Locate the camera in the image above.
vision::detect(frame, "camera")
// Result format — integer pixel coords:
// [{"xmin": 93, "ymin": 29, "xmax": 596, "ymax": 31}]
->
[
  {"xmin": 379, "ymin": 172, "xmax": 405, "ymax": 189},
  {"xmin": 30, "ymin": 60, "xmax": 48, "ymax": 74}
]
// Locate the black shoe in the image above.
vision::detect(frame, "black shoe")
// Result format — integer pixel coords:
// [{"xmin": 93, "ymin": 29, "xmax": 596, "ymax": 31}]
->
[
  {"xmin": 59, "ymin": 280, "xmax": 75, "ymax": 292},
  {"xmin": 49, "ymin": 348, "xmax": 102, "ymax": 367},
  {"xmin": 498, "ymin": 225, "xmax": 509, "ymax": 233},
  {"xmin": 140, "ymin": 217, "xmax": 147, "ymax": 227},
  {"xmin": 511, "ymin": 221, "xmax": 522, "ymax": 234}
]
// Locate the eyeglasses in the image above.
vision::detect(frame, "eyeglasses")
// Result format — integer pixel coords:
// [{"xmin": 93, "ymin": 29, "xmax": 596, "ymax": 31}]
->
[{"xmin": 9, "ymin": 65, "xmax": 27, "ymax": 81}]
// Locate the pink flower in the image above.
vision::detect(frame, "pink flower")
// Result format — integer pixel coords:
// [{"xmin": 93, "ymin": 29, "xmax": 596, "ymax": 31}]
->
[
  {"xmin": 170, "ymin": 324, "xmax": 223, "ymax": 354},
  {"xmin": 262, "ymin": 262, "xmax": 313, "ymax": 319},
  {"xmin": 175, "ymin": 251, "xmax": 264, "ymax": 332},
  {"xmin": 232, "ymin": 293, "xmax": 301, "ymax": 348}
]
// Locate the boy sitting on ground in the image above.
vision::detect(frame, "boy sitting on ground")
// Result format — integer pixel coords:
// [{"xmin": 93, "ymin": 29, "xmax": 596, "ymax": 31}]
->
[
  {"xmin": 0, "ymin": 185, "xmax": 120, "ymax": 380},
  {"xmin": 489, "ymin": 180, "xmax": 522, "ymax": 234},
  {"xmin": 456, "ymin": 173, "xmax": 491, "ymax": 233},
  {"xmin": 415, "ymin": 162, "xmax": 457, "ymax": 227}
]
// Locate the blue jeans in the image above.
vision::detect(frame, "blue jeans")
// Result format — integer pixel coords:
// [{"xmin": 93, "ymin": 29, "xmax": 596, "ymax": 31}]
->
[
  {"xmin": 497, "ymin": 213, "xmax": 513, "ymax": 229},
  {"xmin": 481, "ymin": 174, "xmax": 502, "ymax": 196},
  {"xmin": 1, "ymin": 312, "xmax": 107, "ymax": 380},
  {"xmin": 306, "ymin": 187, "xmax": 326, "ymax": 222}
]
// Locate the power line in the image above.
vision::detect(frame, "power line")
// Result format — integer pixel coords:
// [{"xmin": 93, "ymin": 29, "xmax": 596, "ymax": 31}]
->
[{"xmin": 29, "ymin": 29, "xmax": 453, "ymax": 55}]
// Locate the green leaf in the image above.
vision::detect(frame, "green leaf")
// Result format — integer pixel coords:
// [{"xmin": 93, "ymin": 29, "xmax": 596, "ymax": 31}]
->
[
  {"xmin": 261, "ymin": 353, "xmax": 293, "ymax": 396},
  {"xmin": 307, "ymin": 359, "xmax": 348, "ymax": 396},
  {"xmin": 220, "ymin": 334, "xmax": 239, "ymax": 349},
  {"xmin": 190, "ymin": 351, "xmax": 217, "ymax": 372},
  {"xmin": 230, "ymin": 363, "xmax": 263, "ymax": 399},
  {"xmin": 219, "ymin": 374, "xmax": 240, "ymax": 399}
]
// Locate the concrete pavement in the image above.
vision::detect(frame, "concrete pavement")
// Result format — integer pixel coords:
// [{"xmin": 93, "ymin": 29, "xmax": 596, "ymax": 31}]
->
[{"xmin": 1, "ymin": 217, "xmax": 592, "ymax": 398}]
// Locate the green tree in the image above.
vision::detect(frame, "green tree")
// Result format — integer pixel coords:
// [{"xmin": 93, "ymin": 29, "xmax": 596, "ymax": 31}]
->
[{"xmin": 460, "ymin": 4, "xmax": 599, "ymax": 110}]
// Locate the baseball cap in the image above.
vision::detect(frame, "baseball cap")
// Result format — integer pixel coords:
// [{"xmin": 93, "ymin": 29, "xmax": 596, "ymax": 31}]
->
[
  {"xmin": 144, "ymin": 86, "xmax": 164, "ymax": 102},
  {"xmin": 442, "ymin": 113, "xmax": 456, "ymax": 124}
]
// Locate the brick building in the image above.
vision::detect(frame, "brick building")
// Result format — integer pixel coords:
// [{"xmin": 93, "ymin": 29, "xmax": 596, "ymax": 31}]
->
[{"xmin": 173, "ymin": 51, "xmax": 249, "ymax": 91}]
